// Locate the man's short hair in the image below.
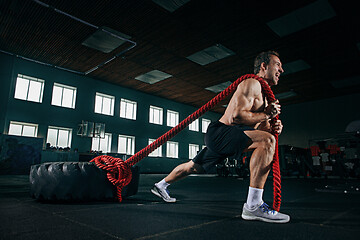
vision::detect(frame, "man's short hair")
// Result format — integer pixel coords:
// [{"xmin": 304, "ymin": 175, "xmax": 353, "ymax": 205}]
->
[{"xmin": 253, "ymin": 51, "xmax": 280, "ymax": 74}]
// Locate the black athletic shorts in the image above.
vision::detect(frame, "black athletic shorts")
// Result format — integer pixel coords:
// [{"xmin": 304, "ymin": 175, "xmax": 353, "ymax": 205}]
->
[{"xmin": 192, "ymin": 121, "xmax": 254, "ymax": 173}]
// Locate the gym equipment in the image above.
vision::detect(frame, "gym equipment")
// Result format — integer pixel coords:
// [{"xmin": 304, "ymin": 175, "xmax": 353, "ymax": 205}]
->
[
  {"xmin": 93, "ymin": 74, "xmax": 283, "ymax": 211},
  {"xmin": 216, "ymin": 155, "xmax": 250, "ymax": 179},
  {"xmin": 30, "ymin": 162, "xmax": 139, "ymax": 201},
  {"xmin": 29, "ymin": 74, "xmax": 282, "ymax": 210}
]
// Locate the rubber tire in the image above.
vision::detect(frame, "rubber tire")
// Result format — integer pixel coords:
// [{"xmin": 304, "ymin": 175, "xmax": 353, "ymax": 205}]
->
[{"xmin": 29, "ymin": 162, "xmax": 139, "ymax": 202}]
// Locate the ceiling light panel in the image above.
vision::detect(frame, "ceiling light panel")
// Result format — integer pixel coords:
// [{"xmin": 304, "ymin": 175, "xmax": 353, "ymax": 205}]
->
[
  {"xmin": 187, "ymin": 44, "xmax": 235, "ymax": 66},
  {"xmin": 152, "ymin": 0, "xmax": 191, "ymax": 12},
  {"xmin": 267, "ymin": 0, "xmax": 336, "ymax": 37},
  {"xmin": 135, "ymin": 70, "xmax": 173, "ymax": 84},
  {"xmin": 82, "ymin": 26, "xmax": 131, "ymax": 53},
  {"xmin": 282, "ymin": 59, "xmax": 311, "ymax": 75},
  {"xmin": 331, "ymin": 76, "xmax": 360, "ymax": 89},
  {"xmin": 275, "ymin": 90, "xmax": 297, "ymax": 100},
  {"xmin": 205, "ymin": 81, "xmax": 232, "ymax": 93}
]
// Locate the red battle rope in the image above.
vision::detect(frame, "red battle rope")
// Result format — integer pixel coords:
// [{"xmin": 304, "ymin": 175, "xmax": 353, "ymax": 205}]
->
[{"xmin": 91, "ymin": 74, "xmax": 282, "ymax": 210}]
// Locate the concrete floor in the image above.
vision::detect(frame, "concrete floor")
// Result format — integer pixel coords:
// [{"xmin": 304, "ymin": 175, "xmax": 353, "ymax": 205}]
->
[{"xmin": 0, "ymin": 174, "xmax": 359, "ymax": 240}]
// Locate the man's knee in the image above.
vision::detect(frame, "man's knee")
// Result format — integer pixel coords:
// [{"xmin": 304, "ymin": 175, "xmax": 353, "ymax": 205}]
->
[
  {"xmin": 262, "ymin": 134, "xmax": 276, "ymax": 153},
  {"xmin": 186, "ymin": 160, "xmax": 204, "ymax": 174},
  {"xmin": 253, "ymin": 132, "xmax": 276, "ymax": 156}
]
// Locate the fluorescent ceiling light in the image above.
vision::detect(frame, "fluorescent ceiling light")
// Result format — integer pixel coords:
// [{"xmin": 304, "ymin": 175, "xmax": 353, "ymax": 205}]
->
[
  {"xmin": 135, "ymin": 70, "xmax": 172, "ymax": 84},
  {"xmin": 82, "ymin": 26, "xmax": 131, "ymax": 53},
  {"xmin": 152, "ymin": 0, "xmax": 190, "ymax": 12},
  {"xmin": 282, "ymin": 59, "xmax": 311, "ymax": 75},
  {"xmin": 275, "ymin": 90, "xmax": 297, "ymax": 100},
  {"xmin": 267, "ymin": 0, "xmax": 336, "ymax": 37},
  {"xmin": 187, "ymin": 44, "xmax": 235, "ymax": 66},
  {"xmin": 205, "ymin": 81, "xmax": 232, "ymax": 93},
  {"xmin": 331, "ymin": 76, "xmax": 360, "ymax": 89}
]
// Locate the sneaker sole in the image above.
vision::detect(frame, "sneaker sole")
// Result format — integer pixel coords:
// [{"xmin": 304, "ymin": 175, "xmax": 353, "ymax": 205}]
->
[
  {"xmin": 150, "ymin": 188, "xmax": 176, "ymax": 203},
  {"xmin": 241, "ymin": 213, "xmax": 290, "ymax": 223}
]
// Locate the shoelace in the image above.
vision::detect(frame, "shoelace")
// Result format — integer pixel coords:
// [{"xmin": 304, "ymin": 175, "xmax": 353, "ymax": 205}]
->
[{"xmin": 260, "ymin": 203, "xmax": 276, "ymax": 214}]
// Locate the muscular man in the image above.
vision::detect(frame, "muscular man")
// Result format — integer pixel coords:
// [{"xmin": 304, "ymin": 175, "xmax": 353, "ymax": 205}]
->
[{"xmin": 151, "ymin": 51, "xmax": 290, "ymax": 223}]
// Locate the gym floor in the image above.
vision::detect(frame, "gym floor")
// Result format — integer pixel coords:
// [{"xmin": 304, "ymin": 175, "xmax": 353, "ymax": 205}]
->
[{"xmin": 1, "ymin": 174, "xmax": 359, "ymax": 240}]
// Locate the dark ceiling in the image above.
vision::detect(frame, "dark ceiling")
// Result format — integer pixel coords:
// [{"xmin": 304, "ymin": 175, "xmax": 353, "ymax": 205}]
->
[{"xmin": 0, "ymin": 0, "xmax": 359, "ymax": 113}]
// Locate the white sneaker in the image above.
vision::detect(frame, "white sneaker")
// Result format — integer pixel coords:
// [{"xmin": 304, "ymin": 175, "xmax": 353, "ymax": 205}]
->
[
  {"xmin": 241, "ymin": 201, "xmax": 290, "ymax": 223},
  {"xmin": 151, "ymin": 184, "xmax": 176, "ymax": 203}
]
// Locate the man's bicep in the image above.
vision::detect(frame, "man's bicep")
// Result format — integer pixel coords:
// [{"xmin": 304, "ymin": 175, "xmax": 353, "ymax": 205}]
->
[
  {"xmin": 235, "ymin": 80, "xmax": 260, "ymax": 110},
  {"xmin": 235, "ymin": 91, "xmax": 254, "ymax": 111},
  {"xmin": 231, "ymin": 88, "xmax": 256, "ymax": 121}
]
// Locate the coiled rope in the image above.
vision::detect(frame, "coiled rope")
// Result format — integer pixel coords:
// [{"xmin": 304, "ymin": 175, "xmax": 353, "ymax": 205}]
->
[{"xmin": 91, "ymin": 73, "xmax": 282, "ymax": 210}]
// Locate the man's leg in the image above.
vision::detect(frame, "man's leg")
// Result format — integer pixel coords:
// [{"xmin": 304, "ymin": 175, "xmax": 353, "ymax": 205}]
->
[
  {"xmin": 165, "ymin": 160, "xmax": 204, "ymax": 183},
  {"xmin": 241, "ymin": 130, "xmax": 290, "ymax": 223},
  {"xmin": 151, "ymin": 160, "xmax": 204, "ymax": 202},
  {"xmin": 244, "ymin": 130, "xmax": 276, "ymax": 189}
]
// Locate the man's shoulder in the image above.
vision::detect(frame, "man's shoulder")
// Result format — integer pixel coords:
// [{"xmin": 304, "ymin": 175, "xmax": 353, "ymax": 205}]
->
[
  {"xmin": 238, "ymin": 78, "xmax": 262, "ymax": 94},
  {"xmin": 242, "ymin": 78, "xmax": 262, "ymax": 86}
]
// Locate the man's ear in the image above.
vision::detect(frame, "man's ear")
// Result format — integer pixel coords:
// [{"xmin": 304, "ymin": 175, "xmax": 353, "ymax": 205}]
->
[{"xmin": 260, "ymin": 62, "xmax": 267, "ymax": 72}]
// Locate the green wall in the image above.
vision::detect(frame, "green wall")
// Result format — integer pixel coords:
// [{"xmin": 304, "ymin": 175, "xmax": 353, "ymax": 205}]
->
[
  {"xmin": 4, "ymin": 52, "xmax": 358, "ymax": 172},
  {"xmin": 279, "ymin": 92, "xmax": 360, "ymax": 148},
  {"xmin": 0, "ymin": 52, "xmax": 221, "ymax": 172}
]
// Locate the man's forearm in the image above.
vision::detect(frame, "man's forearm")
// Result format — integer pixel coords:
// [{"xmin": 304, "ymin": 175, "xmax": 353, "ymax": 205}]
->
[
  {"xmin": 233, "ymin": 111, "xmax": 270, "ymax": 126},
  {"xmin": 256, "ymin": 120, "xmax": 272, "ymax": 132}
]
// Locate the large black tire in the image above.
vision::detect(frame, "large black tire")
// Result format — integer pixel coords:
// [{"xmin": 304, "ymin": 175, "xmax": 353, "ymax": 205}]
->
[{"xmin": 29, "ymin": 162, "xmax": 139, "ymax": 202}]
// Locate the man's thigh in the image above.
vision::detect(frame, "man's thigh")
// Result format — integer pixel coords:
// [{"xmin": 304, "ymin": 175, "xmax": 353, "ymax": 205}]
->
[{"xmin": 244, "ymin": 130, "xmax": 274, "ymax": 150}]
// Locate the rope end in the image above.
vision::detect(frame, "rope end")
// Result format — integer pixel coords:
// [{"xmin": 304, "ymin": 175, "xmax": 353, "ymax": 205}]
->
[{"xmin": 91, "ymin": 155, "xmax": 133, "ymax": 203}]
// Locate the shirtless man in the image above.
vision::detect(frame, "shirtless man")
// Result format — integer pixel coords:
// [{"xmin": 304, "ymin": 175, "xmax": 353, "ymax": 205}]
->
[{"xmin": 151, "ymin": 51, "xmax": 290, "ymax": 223}]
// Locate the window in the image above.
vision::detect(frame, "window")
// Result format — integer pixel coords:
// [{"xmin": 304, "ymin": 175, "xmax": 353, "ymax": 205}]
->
[
  {"xmin": 149, "ymin": 105, "xmax": 163, "ymax": 125},
  {"xmin": 118, "ymin": 135, "xmax": 135, "ymax": 155},
  {"xmin": 166, "ymin": 141, "xmax": 178, "ymax": 158},
  {"xmin": 92, "ymin": 133, "xmax": 112, "ymax": 153},
  {"xmin": 167, "ymin": 110, "xmax": 179, "ymax": 127},
  {"xmin": 189, "ymin": 119, "xmax": 199, "ymax": 132},
  {"xmin": 202, "ymin": 118, "xmax": 211, "ymax": 133},
  {"xmin": 120, "ymin": 98, "xmax": 137, "ymax": 120},
  {"xmin": 95, "ymin": 92, "xmax": 115, "ymax": 116},
  {"xmin": 8, "ymin": 121, "xmax": 38, "ymax": 137},
  {"xmin": 14, "ymin": 74, "xmax": 44, "ymax": 103},
  {"xmin": 51, "ymin": 83, "xmax": 77, "ymax": 109},
  {"xmin": 189, "ymin": 144, "xmax": 200, "ymax": 159},
  {"xmin": 148, "ymin": 139, "xmax": 162, "ymax": 157},
  {"xmin": 47, "ymin": 126, "xmax": 72, "ymax": 148}
]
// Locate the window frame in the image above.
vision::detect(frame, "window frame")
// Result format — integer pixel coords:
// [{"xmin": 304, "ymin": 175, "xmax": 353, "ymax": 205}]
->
[
  {"xmin": 46, "ymin": 126, "xmax": 72, "ymax": 148},
  {"xmin": 149, "ymin": 105, "xmax": 163, "ymax": 125},
  {"xmin": 117, "ymin": 134, "xmax": 135, "ymax": 155},
  {"xmin": 120, "ymin": 98, "xmax": 137, "ymax": 120},
  {"xmin": 51, "ymin": 82, "xmax": 77, "ymax": 109},
  {"xmin": 14, "ymin": 74, "xmax": 45, "ymax": 103},
  {"xmin": 201, "ymin": 118, "xmax": 211, "ymax": 133},
  {"xmin": 189, "ymin": 119, "xmax": 199, "ymax": 132},
  {"xmin": 91, "ymin": 133, "xmax": 112, "ymax": 153},
  {"xmin": 166, "ymin": 109, "xmax": 179, "ymax": 127},
  {"xmin": 166, "ymin": 141, "xmax": 179, "ymax": 158},
  {"xmin": 188, "ymin": 143, "xmax": 200, "ymax": 159},
  {"xmin": 94, "ymin": 92, "xmax": 115, "ymax": 116},
  {"xmin": 148, "ymin": 138, "xmax": 162, "ymax": 157},
  {"xmin": 8, "ymin": 121, "xmax": 38, "ymax": 137}
]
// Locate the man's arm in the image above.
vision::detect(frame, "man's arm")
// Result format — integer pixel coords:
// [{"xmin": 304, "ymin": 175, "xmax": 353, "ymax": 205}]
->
[
  {"xmin": 231, "ymin": 79, "xmax": 272, "ymax": 126},
  {"xmin": 257, "ymin": 119, "xmax": 283, "ymax": 135},
  {"xmin": 256, "ymin": 120, "xmax": 272, "ymax": 132}
]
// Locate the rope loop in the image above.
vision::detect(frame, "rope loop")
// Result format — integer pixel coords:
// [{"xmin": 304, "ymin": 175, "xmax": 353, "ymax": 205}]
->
[{"xmin": 90, "ymin": 155, "xmax": 132, "ymax": 202}]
